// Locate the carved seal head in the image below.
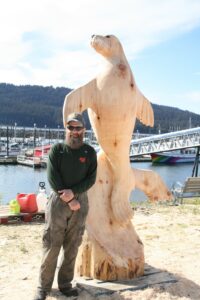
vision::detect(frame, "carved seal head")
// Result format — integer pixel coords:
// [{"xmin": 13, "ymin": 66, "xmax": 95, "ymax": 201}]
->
[{"xmin": 90, "ymin": 34, "xmax": 124, "ymax": 58}]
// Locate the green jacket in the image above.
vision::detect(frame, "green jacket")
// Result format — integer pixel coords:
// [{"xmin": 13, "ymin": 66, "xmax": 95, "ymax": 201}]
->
[{"xmin": 47, "ymin": 143, "xmax": 97, "ymax": 194}]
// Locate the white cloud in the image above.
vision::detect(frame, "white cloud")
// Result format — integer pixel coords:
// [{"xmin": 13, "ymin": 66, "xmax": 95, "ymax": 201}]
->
[{"xmin": 0, "ymin": 0, "xmax": 200, "ymax": 87}]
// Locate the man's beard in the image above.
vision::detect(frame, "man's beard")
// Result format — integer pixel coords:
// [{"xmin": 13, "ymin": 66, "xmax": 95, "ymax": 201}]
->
[{"xmin": 66, "ymin": 133, "xmax": 84, "ymax": 149}]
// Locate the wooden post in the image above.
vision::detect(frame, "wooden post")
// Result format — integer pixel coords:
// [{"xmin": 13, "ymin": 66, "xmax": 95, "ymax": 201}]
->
[{"xmin": 63, "ymin": 35, "xmax": 172, "ymax": 280}]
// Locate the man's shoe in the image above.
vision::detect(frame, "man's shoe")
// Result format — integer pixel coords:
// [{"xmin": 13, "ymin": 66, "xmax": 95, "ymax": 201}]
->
[
  {"xmin": 33, "ymin": 289, "xmax": 48, "ymax": 300},
  {"xmin": 60, "ymin": 287, "xmax": 79, "ymax": 297}
]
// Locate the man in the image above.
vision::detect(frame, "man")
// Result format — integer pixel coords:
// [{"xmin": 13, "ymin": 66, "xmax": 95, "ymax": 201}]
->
[{"xmin": 33, "ymin": 113, "xmax": 97, "ymax": 300}]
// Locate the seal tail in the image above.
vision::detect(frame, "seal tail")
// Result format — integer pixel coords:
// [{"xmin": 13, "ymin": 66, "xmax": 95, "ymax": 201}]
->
[
  {"xmin": 132, "ymin": 168, "xmax": 172, "ymax": 201},
  {"xmin": 111, "ymin": 167, "xmax": 135, "ymax": 224}
]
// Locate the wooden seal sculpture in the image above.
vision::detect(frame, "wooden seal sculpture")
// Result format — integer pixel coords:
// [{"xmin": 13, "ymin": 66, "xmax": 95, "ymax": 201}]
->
[{"xmin": 63, "ymin": 35, "xmax": 171, "ymax": 280}]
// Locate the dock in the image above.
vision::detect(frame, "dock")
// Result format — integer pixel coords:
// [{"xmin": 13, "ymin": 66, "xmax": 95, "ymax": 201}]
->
[
  {"xmin": 130, "ymin": 155, "xmax": 151, "ymax": 162},
  {"xmin": 0, "ymin": 156, "xmax": 17, "ymax": 165},
  {"xmin": 0, "ymin": 154, "xmax": 152, "ymax": 165}
]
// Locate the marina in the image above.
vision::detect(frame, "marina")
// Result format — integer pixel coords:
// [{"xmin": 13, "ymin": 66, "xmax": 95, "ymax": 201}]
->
[{"xmin": 0, "ymin": 127, "xmax": 199, "ymax": 205}]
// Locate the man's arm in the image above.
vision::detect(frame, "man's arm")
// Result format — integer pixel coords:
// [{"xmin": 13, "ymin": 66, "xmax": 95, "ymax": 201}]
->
[{"xmin": 47, "ymin": 144, "xmax": 65, "ymax": 192}]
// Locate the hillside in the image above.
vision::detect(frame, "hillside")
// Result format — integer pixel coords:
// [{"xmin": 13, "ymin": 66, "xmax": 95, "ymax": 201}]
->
[{"xmin": 0, "ymin": 83, "xmax": 200, "ymax": 133}]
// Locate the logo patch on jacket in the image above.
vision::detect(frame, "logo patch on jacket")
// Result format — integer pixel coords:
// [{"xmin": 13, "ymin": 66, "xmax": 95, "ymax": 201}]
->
[{"xmin": 79, "ymin": 157, "xmax": 86, "ymax": 163}]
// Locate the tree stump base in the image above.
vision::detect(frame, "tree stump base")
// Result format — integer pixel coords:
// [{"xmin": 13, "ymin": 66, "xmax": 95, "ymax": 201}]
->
[{"xmin": 76, "ymin": 231, "xmax": 144, "ymax": 281}]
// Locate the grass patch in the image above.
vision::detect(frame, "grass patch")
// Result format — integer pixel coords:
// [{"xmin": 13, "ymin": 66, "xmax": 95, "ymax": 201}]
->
[
  {"xmin": 131, "ymin": 199, "xmax": 200, "ymax": 218},
  {"xmin": 178, "ymin": 204, "xmax": 200, "ymax": 214},
  {"xmin": 131, "ymin": 198, "xmax": 200, "ymax": 208},
  {"xmin": 177, "ymin": 223, "xmax": 188, "ymax": 228},
  {"xmin": 131, "ymin": 201, "xmax": 145, "ymax": 209},
  {"xmin": 19, "ymin": 243, "xmax": 28, "ymax": 254},
  {"xmin": 182, "ymin": 198, "xmax": 200, "ymax": 205},
  {"xmin": 192, "ymin": 207, "xmax": 200, "ymax": 215},
  {"xmin": 145, "ymin": 234, "xmax": 160, "ymax": 240}
]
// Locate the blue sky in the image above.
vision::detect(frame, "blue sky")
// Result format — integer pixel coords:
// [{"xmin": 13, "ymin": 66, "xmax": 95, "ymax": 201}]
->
[
  {"xmin": 133, "ymin": 27, "xmax": 200, "ymax": 113},
  {"xmin": 0, "ymin": 0, "xmax": 200, "ymax": 114}
]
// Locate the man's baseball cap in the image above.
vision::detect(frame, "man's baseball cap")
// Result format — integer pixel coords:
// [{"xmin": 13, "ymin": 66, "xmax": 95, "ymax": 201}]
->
[{"xmin": 66, "ymin": 112, "xmax": 85, "ymax": 127}]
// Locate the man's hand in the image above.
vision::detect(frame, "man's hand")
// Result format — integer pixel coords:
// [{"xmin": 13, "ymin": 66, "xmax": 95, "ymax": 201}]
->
[
  {"xmin": 58, "ymin": 189, "xmax": 80, "ymax": 211},
  {"xmin": 58, "ymin": 189, "xmax": 74, "ymax": 203},
  {"xmin": 68, "ymin": 199, "xmax": 81, "ymax": 211}
]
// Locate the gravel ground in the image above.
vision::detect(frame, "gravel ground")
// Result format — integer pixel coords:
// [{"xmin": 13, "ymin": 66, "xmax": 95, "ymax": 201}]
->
[{"xmin": 0, "ymin": 204, "xmax": 200, "ymax": 300}]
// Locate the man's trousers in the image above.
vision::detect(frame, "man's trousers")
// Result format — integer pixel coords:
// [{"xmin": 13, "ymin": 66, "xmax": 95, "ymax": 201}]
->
[{"xmin": 38, "ymin": 191, "xmax": 88, "ymax": 292}]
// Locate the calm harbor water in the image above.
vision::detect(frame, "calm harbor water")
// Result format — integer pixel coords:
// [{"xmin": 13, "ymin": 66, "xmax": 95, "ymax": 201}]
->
[{"xmin": 0, "ymin": 162, "xmax": 198, "ymax": 205}]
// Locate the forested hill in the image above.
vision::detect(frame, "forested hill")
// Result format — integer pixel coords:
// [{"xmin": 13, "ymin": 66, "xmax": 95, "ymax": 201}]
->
[
  {"xmin": 0, "ymin": 83, "xmax": 71, "ymax": 128},
  {"xmin": 0, "ymin": 83, "xmax": 200, "ymax": 133}
]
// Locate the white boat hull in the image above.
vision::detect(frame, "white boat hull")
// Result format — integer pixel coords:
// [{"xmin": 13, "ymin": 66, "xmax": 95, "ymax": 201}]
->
[{"xmin": 17, "ymin": 155, "xmax": 41, "ymax": 168}]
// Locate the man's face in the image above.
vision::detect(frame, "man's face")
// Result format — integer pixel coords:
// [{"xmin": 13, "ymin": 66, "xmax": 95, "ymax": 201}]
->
[{"xmin": 65, "ymin": 121, "xmax": 85, "ymax": 149}]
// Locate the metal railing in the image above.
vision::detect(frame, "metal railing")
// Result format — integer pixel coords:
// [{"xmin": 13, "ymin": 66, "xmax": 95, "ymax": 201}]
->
[{"xmin": 130, "ymin": 127, "xmax": 200, "ymax": 156}]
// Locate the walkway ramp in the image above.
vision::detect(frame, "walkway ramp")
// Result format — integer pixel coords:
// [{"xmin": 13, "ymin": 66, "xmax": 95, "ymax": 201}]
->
[{"xmin": 130, "ymin": 127, "xmax": 200, "ymax": 156}]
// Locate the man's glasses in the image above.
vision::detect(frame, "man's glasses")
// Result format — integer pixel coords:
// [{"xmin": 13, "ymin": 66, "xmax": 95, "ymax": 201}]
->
[{"xmin": 66, "ymin": 125, "xmax": 84, "ymax": 132}]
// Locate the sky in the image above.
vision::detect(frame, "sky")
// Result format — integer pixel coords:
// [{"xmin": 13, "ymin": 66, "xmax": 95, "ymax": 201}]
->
[{"xmin": 0, "ymin": 0, "xmax": 200, "ymax": 114}]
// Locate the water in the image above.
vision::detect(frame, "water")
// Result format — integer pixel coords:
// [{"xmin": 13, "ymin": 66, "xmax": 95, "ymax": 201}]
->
[
  {"xmin": 0, "ymin": 165, "xmax": 50, "ymax": 205},
  {"xmin": 130, "ymin": 162, "xmax": 197, "ymax": 202},
  {"xmin": 0, "ymin": 162, "xmax": 198, "ymax": 205}
]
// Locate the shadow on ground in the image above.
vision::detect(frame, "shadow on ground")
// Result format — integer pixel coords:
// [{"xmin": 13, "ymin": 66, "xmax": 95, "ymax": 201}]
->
[{"xmin": 48, "ymin": 264, "xmax": 200, "ymax": 300}]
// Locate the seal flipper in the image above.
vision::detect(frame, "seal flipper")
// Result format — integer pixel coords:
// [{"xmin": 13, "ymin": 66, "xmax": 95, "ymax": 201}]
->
[
  {"xmin": 63, "ymin": 79, "xmax": 97, "ymax": 127},
  {"xmin": 136, "ymin": 88, "xmax": 154, "ymax": 127}
]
